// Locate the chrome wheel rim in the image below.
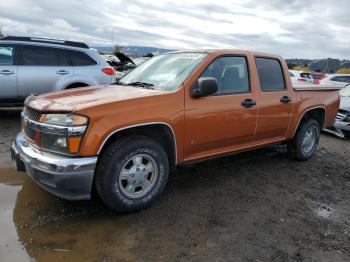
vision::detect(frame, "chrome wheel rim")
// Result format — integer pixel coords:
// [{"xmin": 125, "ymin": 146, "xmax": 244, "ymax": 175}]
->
[
  {"xmin": 302, "ymin": 127, "xmax": 317, "ymax": 154},
  {"xmin": 117, "ymin": 154, "xmax": 158, "ymax": 199}
]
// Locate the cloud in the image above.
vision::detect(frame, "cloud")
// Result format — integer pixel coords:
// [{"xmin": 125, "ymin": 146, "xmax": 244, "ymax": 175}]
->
[
  {"xmin": 0, "ymin": 0, "xmax": 349, "ymax": 59},
  {"xmin": 51, "ymin": 19, "xmax": 79, "ymax": 32}
]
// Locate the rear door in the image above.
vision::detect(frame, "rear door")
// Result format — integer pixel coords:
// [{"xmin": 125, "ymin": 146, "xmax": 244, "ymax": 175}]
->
[
  {"xmin": 17, "ymin": 45, "xmax": 74, "ymax": 98},
  {"xmin": 0, "ymin": 44, "xmax": 17, "ymax": 99},
  {"xmin": 253, "ymin": 57, "xmax": 294, "ymax": 141},
  {"xmin": 65, "ymin": 49, "xmax": 102, "ymax": 85}
]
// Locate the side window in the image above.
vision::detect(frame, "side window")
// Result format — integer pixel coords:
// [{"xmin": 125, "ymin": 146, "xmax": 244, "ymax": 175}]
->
[
  {"xmin": 0, "ymin": 45, "xmax": 14, "ymax": 65},
  {"xmin": 20, "ymin": 45, "xmax": 60, "ymax": 66},
  {"xmin": 200, "ymin": 56, "xmax": 250, "ymax": 95},
  {"xmin": 255, "ymin": 57, "xmax": 285, "ymax": 91},
  {"xmin": 330, "ymin": 76, "xmax": 339, "ymax": 81},
  {"xmin": 67, "ymin": 50, "xmax": 97, "ymax": 66},
  {"xmin": 332, "ymin": 76, "xmax": 350, "ymax": 83},
  {"xmin": 300, "ymin": 73, "xmax": 312, "ymax": 79},
  {"xmin": 57, "ymin": 49, "xmax": 70, "ymax": 66}
]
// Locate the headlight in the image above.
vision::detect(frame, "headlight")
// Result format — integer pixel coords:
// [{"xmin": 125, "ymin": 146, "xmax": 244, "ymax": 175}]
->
[
  {"xmin": 40, "ymin": 114, "xmax": 89, "ymax": 155},
  {"xmin": 43, "ymin": 114, "xmax": 88, "ymax": 126}
]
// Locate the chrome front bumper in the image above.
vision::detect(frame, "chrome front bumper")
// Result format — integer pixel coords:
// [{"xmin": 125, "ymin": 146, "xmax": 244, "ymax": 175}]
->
[
  {"xmin": 11, "ymin": 132, "xmax": 98, "ymax": 200},
  {"xmin": 333, "ymin": 120, "xmax": 350, "ymax": 131}
]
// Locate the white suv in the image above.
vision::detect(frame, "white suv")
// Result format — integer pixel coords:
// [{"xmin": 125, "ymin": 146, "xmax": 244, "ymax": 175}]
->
[{"xmin": 0, "ymin": 36, "xmax": 116, "ymax": 107}]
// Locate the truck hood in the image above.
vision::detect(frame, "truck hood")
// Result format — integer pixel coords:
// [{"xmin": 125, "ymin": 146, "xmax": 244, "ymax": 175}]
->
[
  {"xmin": 115, "ymin": 52, "xmax": 135, "ymax": 65},
  {"xmin": 25, "ymin": 85, "xmax": 168, "ymax": 112}
]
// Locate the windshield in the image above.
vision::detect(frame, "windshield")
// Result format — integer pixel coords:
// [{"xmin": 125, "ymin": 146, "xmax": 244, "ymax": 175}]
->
[
  {"xmin": 119, "ymin": 53, "xmax": 207, "ymax": 91},
  {"xmin": 340, "ymin": 85, "xmax": 350, "ymax": 97}
]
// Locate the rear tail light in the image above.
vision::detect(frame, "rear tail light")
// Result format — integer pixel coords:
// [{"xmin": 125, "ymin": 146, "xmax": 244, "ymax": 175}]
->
[
  {"xmin": 298, "ymin": 78, "xmax": 307, "ymax": 82},
  {"xmin": 101, "ymin": 67, "xmax": 116, "ymax": 76},
  {"xmin": 313, "ymin": 80, "xmax": 320, "ymax": 84}
]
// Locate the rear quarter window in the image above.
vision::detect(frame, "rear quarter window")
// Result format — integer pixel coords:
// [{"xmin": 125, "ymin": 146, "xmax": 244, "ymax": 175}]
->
[
  {"xmin": 67, "ymin": 50, "xmax": 97, "ymax": 66},
  {"xmin": 255, "ymin": 57, "xmax": 286, "ymax": 91}
]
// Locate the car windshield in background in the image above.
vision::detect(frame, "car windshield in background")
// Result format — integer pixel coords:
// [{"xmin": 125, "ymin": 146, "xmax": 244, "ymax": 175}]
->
[{"xmin": 119, "ymin": 53, "xmax": 207, "ymax": 91}]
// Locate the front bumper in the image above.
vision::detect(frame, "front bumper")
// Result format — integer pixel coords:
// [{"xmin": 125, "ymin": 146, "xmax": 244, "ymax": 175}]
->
[
  {"xmin": 333, "ymin": 120, "xmax": 350, "ymax": 131},
  {"xmin": 11, "ymin": 132, "xmax": 98, "ymax": 200}
]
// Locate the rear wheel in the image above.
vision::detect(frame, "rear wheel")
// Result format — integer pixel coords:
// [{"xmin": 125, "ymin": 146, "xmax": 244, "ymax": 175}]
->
[
  {"xmin": 288, "ymin": 119, "xmax": 320, "ymax": 160},
  {"xmin": 95, "ymin": 136, "xmax": 169, "ymax": 213}
]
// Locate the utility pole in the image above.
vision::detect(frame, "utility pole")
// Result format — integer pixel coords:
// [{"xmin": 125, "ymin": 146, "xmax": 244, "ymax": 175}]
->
[{"xmin": 111, "ymin": 28, "xmax": 114, "ymax": 53}]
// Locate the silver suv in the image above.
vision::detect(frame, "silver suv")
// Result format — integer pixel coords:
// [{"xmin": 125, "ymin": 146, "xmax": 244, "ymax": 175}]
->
[{"xmin": 0, "ymin": 36, "xmax": 116, "ymax": 107}]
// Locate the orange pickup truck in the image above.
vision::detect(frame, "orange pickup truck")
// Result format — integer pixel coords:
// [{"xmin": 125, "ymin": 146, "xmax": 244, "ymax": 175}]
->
[{"xmin": 11, "ymin": 50, "xmax": 340, "ymax": 213}]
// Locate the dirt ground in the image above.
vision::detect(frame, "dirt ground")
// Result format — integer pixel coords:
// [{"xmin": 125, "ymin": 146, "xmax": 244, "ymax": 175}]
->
[{"xmin": 0, "ymin": 109, "xmax": 350, "ymax": 262}]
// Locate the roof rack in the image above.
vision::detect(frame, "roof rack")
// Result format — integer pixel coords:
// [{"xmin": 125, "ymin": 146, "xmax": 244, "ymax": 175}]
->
[{"xmin": 0, "ymin": 36, "xmax": 89, "ymax": 49}]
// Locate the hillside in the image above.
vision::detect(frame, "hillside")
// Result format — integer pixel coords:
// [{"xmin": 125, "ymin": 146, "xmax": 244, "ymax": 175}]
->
[
  {"xmin": 94, "ymin": 45, "xmax": 349, "ymax": 73},
  {"xmin": 286, "ymin": 58, "xmax": 350, "ymax": 73}
]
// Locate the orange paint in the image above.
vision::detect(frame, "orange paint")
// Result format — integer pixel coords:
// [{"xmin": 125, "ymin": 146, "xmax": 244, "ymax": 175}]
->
[{"xmin": 24, "ymin": 50, "xmax": 340, "ymax": 164}]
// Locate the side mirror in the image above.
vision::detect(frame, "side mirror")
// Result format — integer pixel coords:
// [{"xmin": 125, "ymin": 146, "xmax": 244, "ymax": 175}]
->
[{"xmin": 192, "ymin": 77, "xmax": 218, "ymax": 98}]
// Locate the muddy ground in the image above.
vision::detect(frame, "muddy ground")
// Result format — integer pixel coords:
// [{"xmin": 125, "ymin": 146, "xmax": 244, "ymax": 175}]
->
[{"xmin": 0, "ymin": 109, "xmax": 349, "ymax": 262}]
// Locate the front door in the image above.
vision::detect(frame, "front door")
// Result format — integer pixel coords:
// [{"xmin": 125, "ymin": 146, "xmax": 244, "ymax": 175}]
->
[
  {"xmin": 0, "ymin": 44, "xmax": 17, "ymax": 99},
  {"xmin": 185, "ymin": 56, "xmax": 258, "ymax": 161}
]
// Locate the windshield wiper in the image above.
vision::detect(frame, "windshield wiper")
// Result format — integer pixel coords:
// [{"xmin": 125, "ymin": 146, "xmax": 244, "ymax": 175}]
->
[{"xmin": 125, "ymin": 81, "xmax": 155, "ymax": 89}]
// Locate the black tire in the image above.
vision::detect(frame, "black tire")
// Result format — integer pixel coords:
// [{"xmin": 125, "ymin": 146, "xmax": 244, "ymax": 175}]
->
[
  {"xmin": 95, "ymin": 135, "xmax": 169, "ymax": 213},
  {"xmin": 288, "ymin": 119, "xmax": 320, "ymax": 161}
]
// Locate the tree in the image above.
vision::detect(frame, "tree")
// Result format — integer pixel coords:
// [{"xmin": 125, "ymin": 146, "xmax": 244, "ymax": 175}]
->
[
  {"xmin": 336, "ymin": 68, "xmax": 350, "ymax": 74},
  {"xmin": 0, "ymin": 27, "xmax": 4, "ymax": 38},
  {"xmin": 293, "ymin": 66, "xmax": 311, "ymax": 72},
  {"xmin": 287, "ymin": 63, "xmax": 297, "ymax": 70},
  {"xmin": 112, "ymin": 44, "xmax": 124, "ymax": 55}
]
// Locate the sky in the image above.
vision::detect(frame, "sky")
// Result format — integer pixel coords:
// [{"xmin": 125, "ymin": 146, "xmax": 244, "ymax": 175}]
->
[{"xmin": 0, "ymin": 0, "xmax": 349, "ymax": 59}]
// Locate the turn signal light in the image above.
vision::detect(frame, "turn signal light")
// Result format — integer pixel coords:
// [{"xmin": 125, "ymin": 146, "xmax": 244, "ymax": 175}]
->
[{"xmin": 67, "ymin": 136, "xmax": 82, "ymax": 153}]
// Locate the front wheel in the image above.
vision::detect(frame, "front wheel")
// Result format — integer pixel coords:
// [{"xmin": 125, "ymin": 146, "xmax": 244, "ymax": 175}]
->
[
  {"xmin": 95, "ymin": 136, "xmax": 169, "ymax": 213},
  {"xmin": 288, "ymin": 119, "xmax": 321, "ymax": 161}
]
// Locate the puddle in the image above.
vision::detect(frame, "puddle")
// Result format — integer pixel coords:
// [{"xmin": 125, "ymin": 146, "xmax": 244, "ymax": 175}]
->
[
  {"xmin": 1, "ymin": 174, "xmax": 142, "ymax": 261},
  {"xmin": 0, "ymin": 168, "xmax": 26, "ymax": 186},
  {"xmin": 0, "ymin": 184, "xmax": 31, "ymax": 262}
]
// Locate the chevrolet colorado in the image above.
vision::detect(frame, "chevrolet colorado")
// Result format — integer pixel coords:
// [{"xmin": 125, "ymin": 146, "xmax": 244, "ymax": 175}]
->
[{"xmin": 11, "ymin": 50, "xmax": 340, "ymax": 213}]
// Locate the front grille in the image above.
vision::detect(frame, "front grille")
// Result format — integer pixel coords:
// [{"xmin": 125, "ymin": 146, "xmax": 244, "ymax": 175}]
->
[
  {"xmin": 23, "ymin": 123, "xmax": 36, "ymax": 141},
  {"xmin": 22, "ymin": 106, "xmax": 42, "ymax": 142},
  {"xmin": 24, "ymin": 107, "xmax": 42, "ymax": 122},
  {"xmin": 335, "ymin": 110, "xmax": 349, "ymax": 121}
]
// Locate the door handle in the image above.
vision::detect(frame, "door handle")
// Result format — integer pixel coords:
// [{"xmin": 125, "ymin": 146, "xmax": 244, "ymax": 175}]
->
[
  {"xmin": 241, "ymin": 99, "xmax": 256, "ymax": 108},
  {"xmin": 0, "ymin": 70, "xmax": 15, "ymax": 75},
  {"xmin": 280, "ymin": 96, "xmax": 292, "ymax": 104},
  {"xmin": 56, "ymin": 70, "xmax": 69, "ymax": 75}
]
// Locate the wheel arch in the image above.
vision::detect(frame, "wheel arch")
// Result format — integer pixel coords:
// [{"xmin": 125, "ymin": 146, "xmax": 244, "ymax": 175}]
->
[
  {"xmin": 292, "ymin": 107, "xmax": 326, "ymax": 137},
  {"xmin": 65, "ymin": 82, "xmax": 89, "ymax": 89},
  {"xmin": 97, "ymin": 122, "xmax": 177, "ymax": 167}
]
